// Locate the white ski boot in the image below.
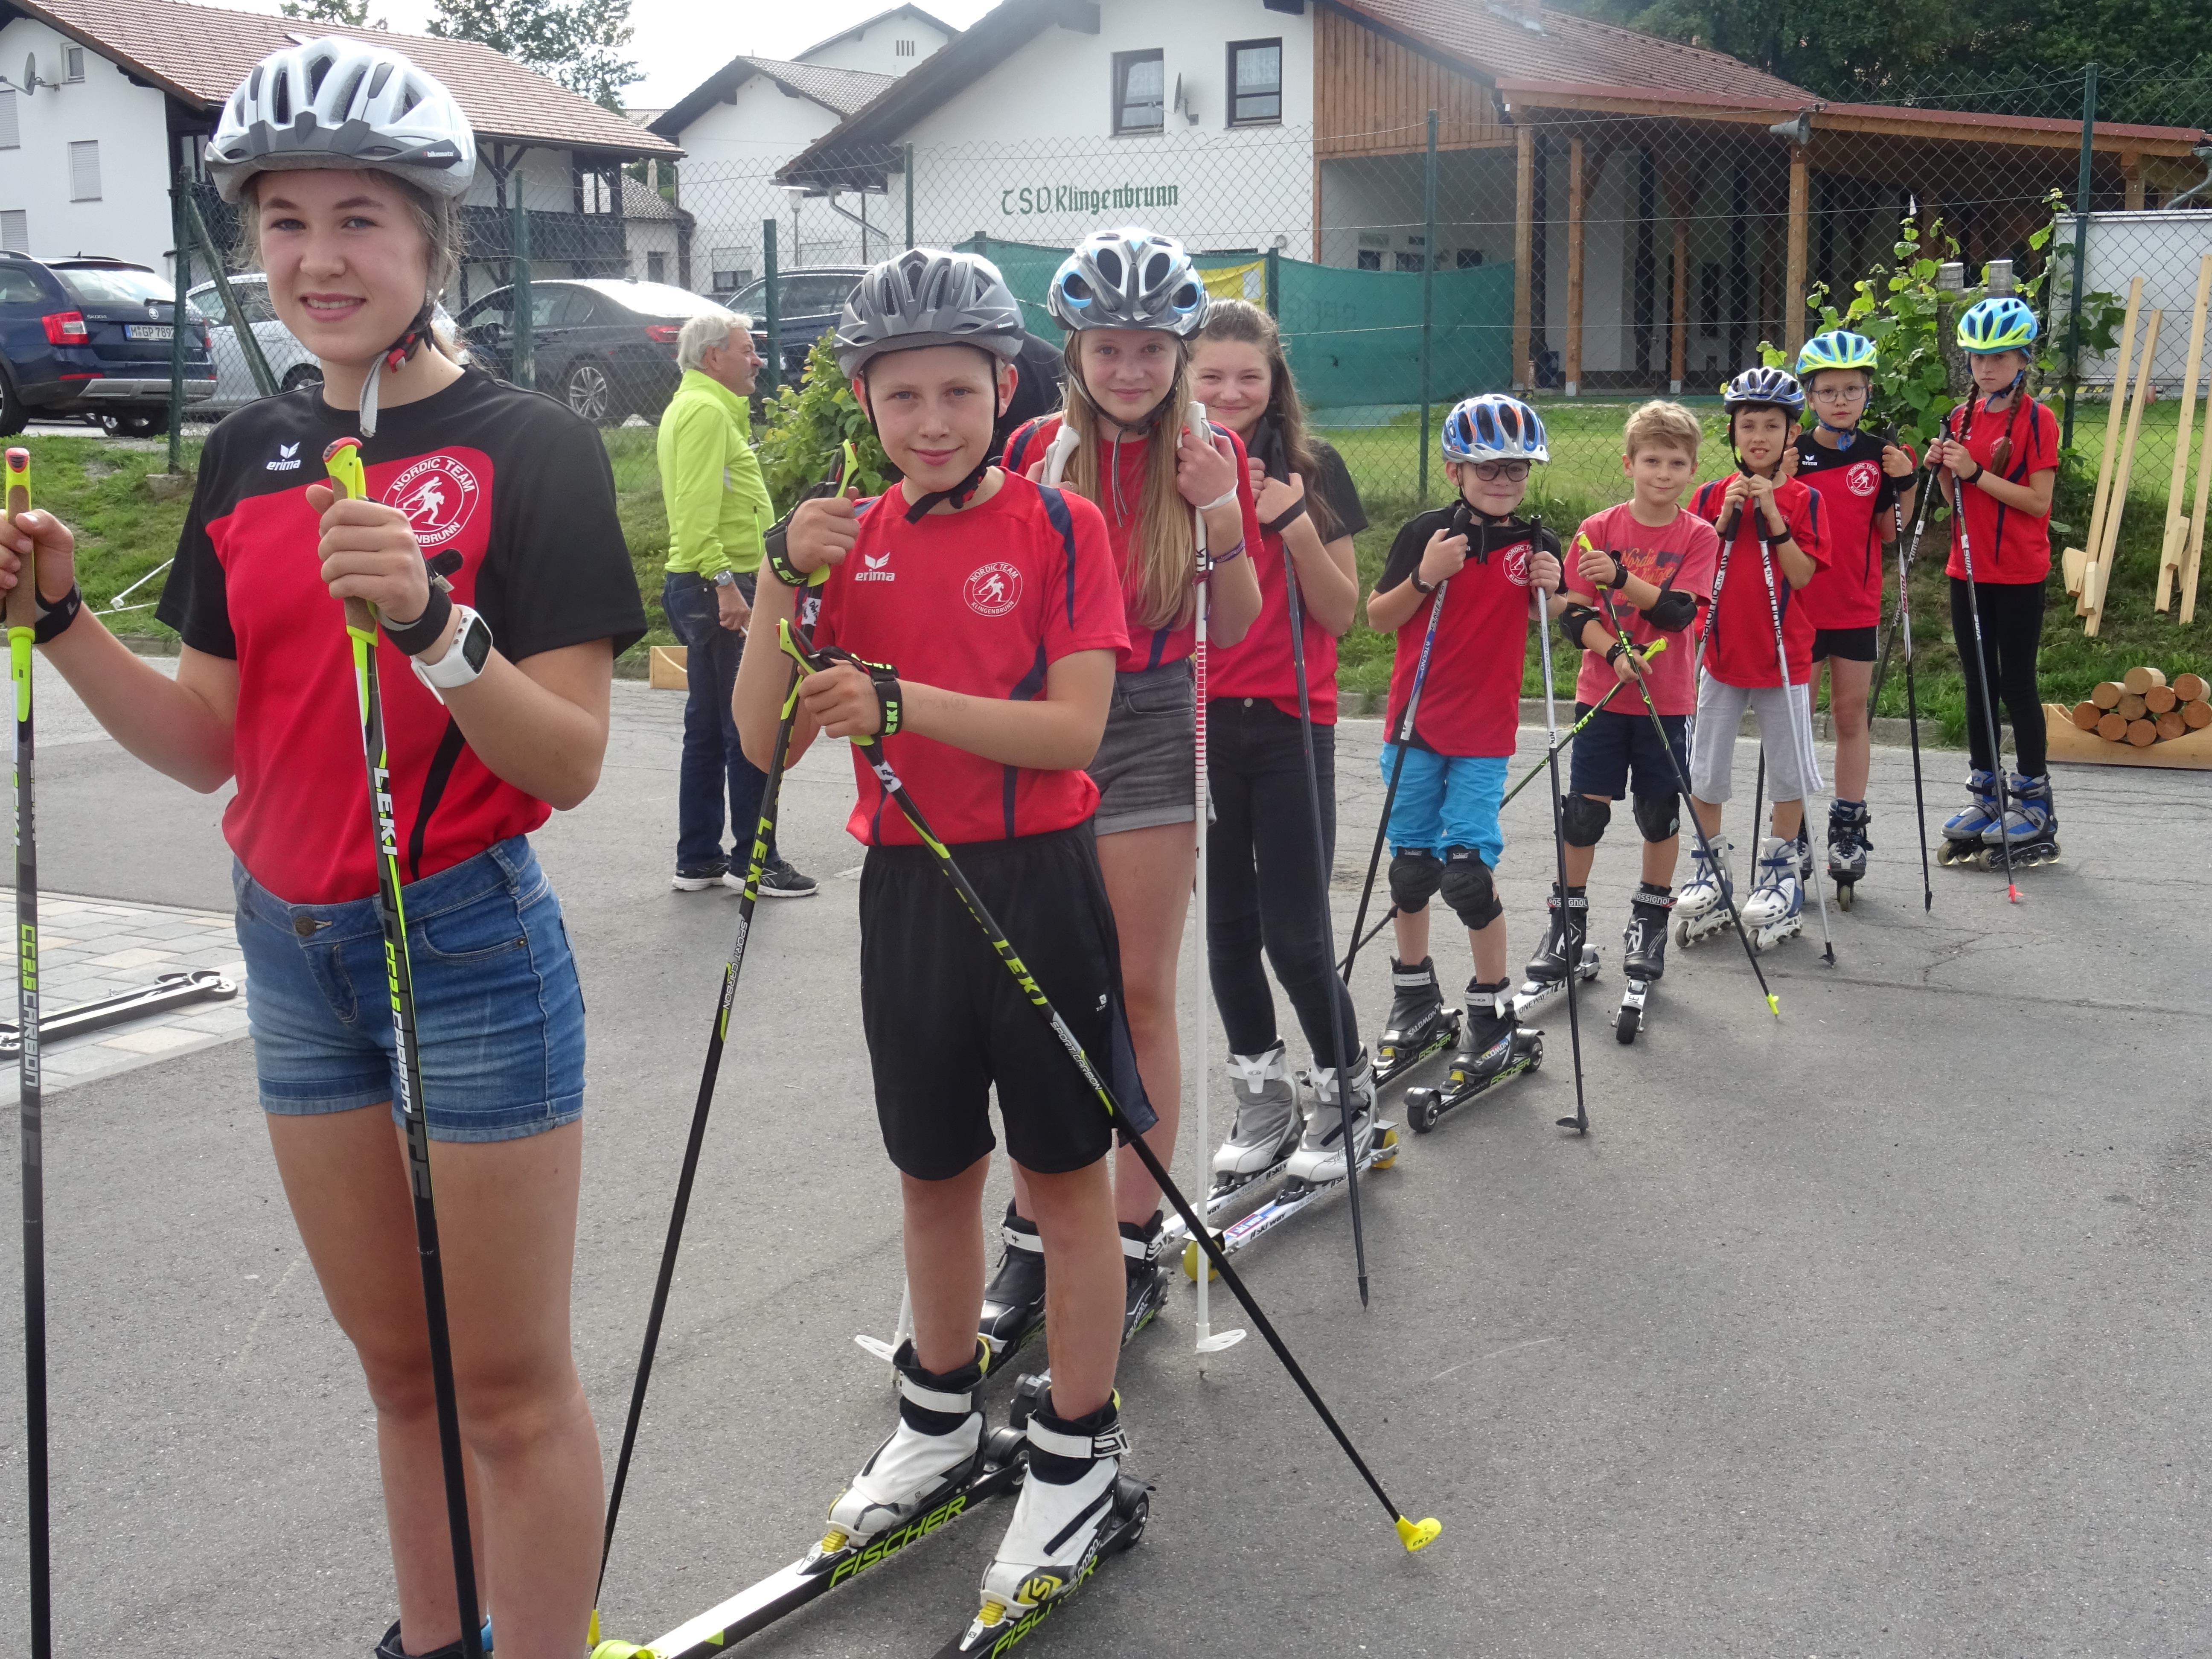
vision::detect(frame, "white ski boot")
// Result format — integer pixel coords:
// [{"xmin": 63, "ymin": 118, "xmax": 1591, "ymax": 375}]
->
[
  {"xmin": 966, "ymin": 1390, "xmax": 1145, "ymax": 1635},
  {"xmin": 821, "ymin": 1339, "xmax": 987, "ymax": 1555},
  {"xmin": 1210, "ymin": 1042, "xmax": 1301, "ymax": 1188},
  {"xmin": 1283, "ymin": 1049, "xmax": 1375, "ymax": 1186}
]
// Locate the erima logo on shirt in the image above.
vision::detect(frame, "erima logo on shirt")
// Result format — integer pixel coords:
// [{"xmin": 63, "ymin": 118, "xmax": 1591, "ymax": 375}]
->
[
  {"xmin": 265, "ymin": 442, "xmax": 302, "ymax": 472},
  {"xmin": 855, "ymin": 548, "xmax": 896, "ymax": 583}
]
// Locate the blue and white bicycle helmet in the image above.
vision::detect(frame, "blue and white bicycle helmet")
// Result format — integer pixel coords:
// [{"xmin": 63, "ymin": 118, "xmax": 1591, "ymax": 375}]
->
[
  {"xmin": 1047, "ymin": 229, "xmax": 1208, "ymax": 337},
  {"xmin": 1720, "ymin": 366, "xmax": 1806, "ymax": 417},
  {"xmin": 1796, "ymin": 330, "xmax": 1877, "ymax": 376},
  {"xmin": 1441, "ymin": 393, "xmax": 1549, "ymax": 463}
]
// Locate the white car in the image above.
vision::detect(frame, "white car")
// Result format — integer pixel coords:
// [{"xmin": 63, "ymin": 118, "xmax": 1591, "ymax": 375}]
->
[{"xmin": 187, "ymin": 273, "xmax": 457, "ymax": 413}]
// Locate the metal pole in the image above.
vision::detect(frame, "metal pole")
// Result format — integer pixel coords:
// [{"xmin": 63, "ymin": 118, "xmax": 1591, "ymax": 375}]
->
[
  {"xmin": 2062, "ymin": 62, "xmax": 2098, "ymax": 450},
  {"xmin": 166, "ymin": 163, "xmax": 190, "ymax": 473},
  {"xmin": 905, "ymin": 142, "xmax": 916, "ymax": 252},
  {"xmin": 183, "ymin": 192, "xmax": 277, "ymax": 399},
  {"xmin": 1418, "ymin": 108, "xmax": 1438, "ymax": 504},
  {"xmin": 1265, "ymin": 245, "xmax": 1280, "ymax": 319},
  {"xmin": 760, "ymin": 218, "xmax": 781, "ymax": 397},
  {"xmin": 511, "ymin": 159, "xmax": 535, "ymax": 391}
]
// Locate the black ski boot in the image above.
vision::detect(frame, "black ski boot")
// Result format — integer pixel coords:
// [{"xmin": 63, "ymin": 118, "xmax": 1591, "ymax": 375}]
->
[
  {"xmin": 978, "ymin": 1204, "xmax": 1045, "ymax": 1365},
  {"xmin": 1615, "ymin": 882, "xmax": 1674, "ymax": 1045},
  {"xmin": 375, "ymin": 1619, "xmax": 491, "ymax": 1659},
  {"xmin": 1373, "ymin": 956, "xmax": 1458, "ymax": 1084},
  {"xmin": 1119, "ymin": 1214, "xmax": 1167, "ymax": 1345},
  {"xmin": 1517, "ymin": 884, "xmax": 1597, "ymax": 1015},
  {"xmin": 1403, "ymin": 977, "xmax": 1543, "ymax": 1133}
]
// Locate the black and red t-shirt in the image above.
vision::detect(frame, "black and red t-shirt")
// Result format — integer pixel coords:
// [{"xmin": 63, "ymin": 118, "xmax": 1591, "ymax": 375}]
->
[
  {"xmin": 1208, "ymin": 438, "xmax": 1368, "ymax": 724},
  {"xmin": 1942, "ymin": 393, "xmax": 2059, "ymax": 585},
  {"xmin": 1375, "ymin": 510, "xmax": 1557, "ymax": 758},
  {"xmin": 810, "ymin": 472, "xmax": 1127, "ymax": 847},
  {"xmin": 1793, "ymin": 429, "xmax": 1915, "ymax": 629},
  {"xmin": 155, "ymin": 371, "xmax": 646, "ymax": 906},
  {"xmin": 1003, "ymin": 413, "xmax": 1262, "ymax": 675},
  {"xmin": 1688, "ymin": 474, "xmax": 1828, "ymax": 688}
]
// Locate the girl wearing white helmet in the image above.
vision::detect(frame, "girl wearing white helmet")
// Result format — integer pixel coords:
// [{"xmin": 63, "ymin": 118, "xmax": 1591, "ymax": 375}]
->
[
  {"xmin": 992, "ymin": 229, "xmax": 1261, "ymax": 1348},
  {"xmin": 1, "ymin": 37, "xmax": 643, "ymax": 1657}
]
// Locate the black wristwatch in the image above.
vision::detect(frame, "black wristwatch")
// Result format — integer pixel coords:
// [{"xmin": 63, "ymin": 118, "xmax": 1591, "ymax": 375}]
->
[{"xmin": 1411, "ymin": 572, "xmax": 1437, "ymax": 596}]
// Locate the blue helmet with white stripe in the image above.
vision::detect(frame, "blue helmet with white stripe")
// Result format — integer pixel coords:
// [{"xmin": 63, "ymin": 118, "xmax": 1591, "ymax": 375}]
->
[
  {"xmin": 1720, "ymin": 366, "xmax": 1805, "ymax": 417},
  {"xmin": 1441, "ymin": 394, "xmax": 1549, "ymax": 464}
]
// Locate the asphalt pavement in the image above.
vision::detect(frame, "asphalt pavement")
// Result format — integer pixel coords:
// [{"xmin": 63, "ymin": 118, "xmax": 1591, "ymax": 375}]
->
[{"xmin": 0, "ymin": 659, "xmax": 2206, "ymax": 1658}]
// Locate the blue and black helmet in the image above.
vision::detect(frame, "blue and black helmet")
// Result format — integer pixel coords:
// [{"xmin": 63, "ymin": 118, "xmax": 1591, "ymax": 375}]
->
[
  {"xmin": 1720, "ymin": 366, "xmax": 1806, "ymax": 418},
  {"xmin": 1441, "ymin": 393, "xmax": 1549, "ymax": 463}
]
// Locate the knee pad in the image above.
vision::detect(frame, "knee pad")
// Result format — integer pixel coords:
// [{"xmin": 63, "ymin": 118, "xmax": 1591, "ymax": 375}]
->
[
  {"xmin": 1633, "ymin": 791, "xmax": 1681, "ymax": 842},
  {"xmin": 1560, "ymin": 794, "xmax": 1612, "ymax": 848},
  {"xmin": 1438, "ymin": 848, "xmax": 1502, "ymax": 930},
  {"xmin": 1388, "ymin": 849, "xmax": 1443, "ymax": 914}
]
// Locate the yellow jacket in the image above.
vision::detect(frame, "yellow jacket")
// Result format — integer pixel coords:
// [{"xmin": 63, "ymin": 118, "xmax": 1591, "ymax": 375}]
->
[{"xmin": 657, "ymin": 369, "xmax": 767, "ymax": 577}]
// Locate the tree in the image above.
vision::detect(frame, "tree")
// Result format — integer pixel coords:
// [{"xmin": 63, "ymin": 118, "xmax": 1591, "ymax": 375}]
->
[
  {"xmin": 428, "ymin": 0, "xmax": 639, "ymax": 111},
  {"xmin": 280, "ymin": 0, "xmax": 389, "ymax": 30}
]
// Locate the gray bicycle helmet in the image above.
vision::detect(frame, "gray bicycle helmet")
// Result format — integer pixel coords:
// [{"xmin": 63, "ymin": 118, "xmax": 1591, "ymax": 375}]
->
[
  {"xmin": 207, "ymin": 37, "xmax": 474, "ymax": 204},
  {"xmin": 1047, "ymin": 229, "xmax": 1207, "ymax": 337},
  {"xmin": 834, "ymin": 248, "xmax": 1026, "ymax": 380}
]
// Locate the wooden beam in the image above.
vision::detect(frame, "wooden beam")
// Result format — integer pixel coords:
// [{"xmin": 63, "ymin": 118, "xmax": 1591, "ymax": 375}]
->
[
  {"xmin": 2161, "ymin": 253, "xmax": 2212, "ymax": 611},
  {"xmin": 2123, "ymin": 153, "xmax": 2145, "ymax": 210},
  {"xmin": 1514, "ymin": 123, "xmax": 1534, "ymax": 390},
  {"xmin": 1564, "ymin": 136, "xmax": 1586, "ymax": 396},
  {"xmin": 1657, "ymin": 156, "xmax": 1697, "ymax": 394},
  {"xmin": 1784, "ymin": 145, "xmax": 1810, "ymax": 353}
]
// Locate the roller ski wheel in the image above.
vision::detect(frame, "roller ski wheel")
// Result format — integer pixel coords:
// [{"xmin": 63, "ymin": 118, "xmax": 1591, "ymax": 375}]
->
[
  {"xmin": 1614, "ymin": 885, "xmax": 1671, "ymax": 1046},
  {"xmin": 1373, "ymin": 956, "xmax": 1460, "ymax": 1086},
  {"xmin": 1404, "ymin": 1029, "xmax": 1543, "ymax": 1131}
]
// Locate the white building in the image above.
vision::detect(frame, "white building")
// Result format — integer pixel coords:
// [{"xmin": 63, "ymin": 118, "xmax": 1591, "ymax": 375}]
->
[
  {"xmin": 0, "ymin": 0, "xmax": 682, "ymax": 310},
  {"xmin": 650, "ymin": 6, "xmax": 957, "ymax": 291}
]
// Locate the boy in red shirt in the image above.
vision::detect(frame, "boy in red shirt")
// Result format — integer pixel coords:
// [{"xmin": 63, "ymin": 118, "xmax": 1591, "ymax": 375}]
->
[
  {"xmin": 1682, "ymin": 368, "xmax": 1829, "ymax": 951},
  {"xmin": 1791, "ymin": 330, "xmax": 1918, "ymax": 899},
  {"xmin": 1366, "ymin": 394, "xmax": 1562, "ymax": 1112},
  {"xmin": 1925, "ymin": 297, "xmax": 2062, "ymax": 868},
  {"xmin": 733, "ymin": 249, "xmax": 1145, "ymax": 1627},
  {"xmin": 1539, "ymin": 400, "xmax": 1720, "ymax": 1018}
]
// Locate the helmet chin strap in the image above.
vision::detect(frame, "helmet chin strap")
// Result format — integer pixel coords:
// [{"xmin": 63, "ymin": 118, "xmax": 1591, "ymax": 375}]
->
[
  {"xmin": 1814, "ymin": 416, "xmax": 1860, "ymax": 446},
  {"xmin": 357, "ymin": 299, "xmax": 436, "ymax": 440}
]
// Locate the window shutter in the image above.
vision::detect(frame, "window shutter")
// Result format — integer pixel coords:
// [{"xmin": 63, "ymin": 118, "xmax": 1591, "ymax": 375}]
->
[
  {"xmin": 0, "ymin": 211, "xmax": 28, "ymax": 254},
  {"xmin": 0, "ymin": 91, "xmax": 19, "ymax": 151},
  {"xmin": 69, "ymin": 140, "xmax": 101, "ymax": 202}
]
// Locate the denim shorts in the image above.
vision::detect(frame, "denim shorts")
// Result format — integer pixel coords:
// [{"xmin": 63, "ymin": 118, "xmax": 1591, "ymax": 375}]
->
[
  {"xmin": 1379, "ymin": 745, "xmax": 1507, "ymax": 868},
  {"xmin": 1089, "ymin": 660, "xmax": 1197, "ymax": 835},
  {"xmin": 233, "ymin": 838, "xmax": 587, "ymax": 1143}
]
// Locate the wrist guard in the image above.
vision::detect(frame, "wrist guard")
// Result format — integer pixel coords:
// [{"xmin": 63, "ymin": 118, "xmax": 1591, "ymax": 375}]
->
[
  {"xmin": 32, "ymin": 583, "xmax": 81, "ymax": 645},
  {"xmin": 381, "ymin": 584, "xmax": 454, "ymax": 658}
]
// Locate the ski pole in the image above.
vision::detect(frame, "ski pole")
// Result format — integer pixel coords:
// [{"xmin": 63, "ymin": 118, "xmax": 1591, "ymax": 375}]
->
[
  {"xmin": 1595, "ymin": 588, "xmax": 1778, "ymax": 1016},
  {"xmin": 6, "ymin": 447, "xmax": 49, "ymax": 1659},
  {"xmin": 1340, "ymin": 571, "xmax": 1448, "ymax": 987},
  {"xmin": 1947, "ymin": 381, "xmax": 2023, "ymax": 903},
  {"xmin": 1749, "ymin": 518, "xmax": 1835, "ymax": 965},
  {"xmin": 596, "ymin": 454, "xmax": 843, "ymax": 1627},
  {"xmin": 778, "ymin": 619, "xmax": 1441, "ymax": 1554},
  {"xmin": 1530, "ymin": 561, "xmax": 1591, "ymax": 1135},
  {"xmin": 321, "ymin": 438, "xmax": 485, "ymax": 1659},
  {"xmin": 1889, "ymin": 491, "xmax": 1934, "ymax": 911}
]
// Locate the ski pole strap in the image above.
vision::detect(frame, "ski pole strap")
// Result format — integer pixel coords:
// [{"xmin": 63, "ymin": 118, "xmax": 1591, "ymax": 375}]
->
[
  {"xmin": 1263, "ymin": 497, "xmax": 1308, "ymax": 537},
  {"xmin": 763, "ymin": 443, "xmax": 858, "ymax": 590},
  {"xmin": 775, "ymin": 623, "xmax": 901, "ymax": 740}
]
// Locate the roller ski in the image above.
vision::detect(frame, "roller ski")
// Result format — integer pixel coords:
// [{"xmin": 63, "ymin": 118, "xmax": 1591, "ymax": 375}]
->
[
  {"xmin": 1402, "ymin": 979, "xmax": 1542, "ymax": 1134},
  {"xmin": 1160, "ymin": 1044, "xmax": 1301, "ymax": 1252},
  {"xmin": 1981, "ymin": 771, "xmax": 2060, "ymax": 870},
  {"xmin": 1672, "ymin": 837, "xmax": 1738, "ymax": 949},
  {"xmin": 977, "ymin": 1206, "xmax": 1047, "ymax": 1366},
  {"xmin": 1936, "ymin": 771, "xmax": 2003, "ymax": 868},
  {"xmin": 1614, "ymin": 884, "xmax": 1673, "ymax": 1045},
  {"xmin": 1372, "ymin": 957, "xmax": 1459, "ymax": 1085},
  {"xmin": 931, "ymin": 1379, "xmax": 1149, "ymax": 1658},
  {"xmin": 590, "ymin": 1341, "xmax": 1026, "ymax": 1659},
  {"xmin": 1827, "ymin": 800, "xmax": 1871, "ymax": 910},
  {"xmin": 1515, "ymin": 884, "xmax": 1598, "ymax": 1019},
  {"xmin": 1182, "ymin": 1054, "xmax": 1398, "ymax": 1281},
  {"xmin": 1742, "ymin": 834, "xmax": 1805, "ymax": 950}
]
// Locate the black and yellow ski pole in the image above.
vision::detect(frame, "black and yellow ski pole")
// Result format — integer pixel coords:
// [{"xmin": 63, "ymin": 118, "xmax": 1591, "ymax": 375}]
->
[
  {"xmin": 322, "ymin": 438, "xmax": 486, "ymax": 1659},
  {"xmin": 778, "ymin": 618, "xmax": 1441, "ymax": 1555},
  {"xmin": 6, "ymin": 446, "xmax": 50, "ymax": 1659}
]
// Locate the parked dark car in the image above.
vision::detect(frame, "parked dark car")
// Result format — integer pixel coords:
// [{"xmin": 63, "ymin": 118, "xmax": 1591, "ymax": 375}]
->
[
  {"xmin": 455, "ymin": 278, "xmax": 737, "ymax": 424},
  {"xmin": 0, "ymin": 253, "xmax": 215, "ymax": 437},
  {"xmin": 722, "ymin": 267, "xmax": 865, "ymax": 381}
]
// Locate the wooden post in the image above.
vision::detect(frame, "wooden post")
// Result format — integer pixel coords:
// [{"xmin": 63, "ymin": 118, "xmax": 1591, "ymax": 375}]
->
[
  {"xmin": 2122, "ymin": 154, "xmax": 2144, "ymax": 211},
  {"xmin": 1513, "ymin": 125, "xmax": 1534, "ymax": 390},
  {"xmin": 2184, "ymin": 346, "xmax": 2212, "ymax": 623},
  {"xmin": 2087, "ymin": 306, "xmax": 2162, "ymax": 637},
  {"xmin": 1659, "ymin": 158, "xmax": 1695, "ymax": 394},
  {"xmin": 2157, "ymin": 251, "xmax": 2212, "ymax": 611},
  {"xmin": 1564, "ymin": 136, "xmax": 1585, "ymax": 396},
  {"xmin": 1784, "ymin": 145, "xmax": 1810, "ymax": 354},
  {"xmin": 2071, "ymin": 275, "xmax": 2142, "ymax": 614}
]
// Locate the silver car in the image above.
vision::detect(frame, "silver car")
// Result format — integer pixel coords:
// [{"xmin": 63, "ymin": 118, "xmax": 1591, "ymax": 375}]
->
[{"xmin": 185, "ymin": 273, "xmax": 324, "ymax": 413}]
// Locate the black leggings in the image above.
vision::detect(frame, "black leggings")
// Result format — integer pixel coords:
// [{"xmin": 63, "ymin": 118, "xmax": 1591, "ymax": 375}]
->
[
  {"xmin": 1205, "ymin": 698, "xmax": 1361, "ymax": 1067},
  {"xmin": 1947, "ymin": 576, "xmax": 2046, "ymax": 776}
]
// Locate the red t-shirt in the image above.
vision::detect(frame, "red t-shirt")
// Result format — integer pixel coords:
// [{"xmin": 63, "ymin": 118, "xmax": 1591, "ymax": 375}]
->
[
  {"xmin": 1688, "ymin": 474, "xmax": 1828, "ymax": 688},
  {"xmin": 1794, "ymin": 430, "xmax": 1915, "ymax": 629},
  {"xmin": 154, "ymin": 371, "xmax": 646, "ymax": 905},
  {"xmin": 1003, "ymin": 414, "xmax": 1263, "ymax": 675},
  {"xmin": 1375, "ymin": 509, "xmax": 1555, "ymax": 758},
  {"xmin": 811, "ymin": 473, "xmax": 1127, "ymax": 847},
  {"xmin": 1566, "ymin": 503, "xmax": 1720, "ymax": 717},
  {"xmin": 1943, "ymin": 394, "xmax": 2058, "ymax": 585}
]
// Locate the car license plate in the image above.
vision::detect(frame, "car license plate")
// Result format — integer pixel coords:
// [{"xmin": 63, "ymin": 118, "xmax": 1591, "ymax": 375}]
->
[{"xmin": 126, "ymin": 324, "xmax": 173, "ymax": 341}]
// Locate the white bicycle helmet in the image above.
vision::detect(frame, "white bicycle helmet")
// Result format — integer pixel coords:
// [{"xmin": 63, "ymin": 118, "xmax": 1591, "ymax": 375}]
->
[
  {"xmin": 1441, "ymin": 393, "xmax": 1549, "ymax": 464},
  {"xmin": 1047, "ymin": 229, "xmax": 1207, "ymax": 337},
  {"xmin": 207, "ymin": 37, "xmax": 474, "ymax": 204}
]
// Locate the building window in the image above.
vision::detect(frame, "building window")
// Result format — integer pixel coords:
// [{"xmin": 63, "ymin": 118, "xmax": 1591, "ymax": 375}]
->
[
  {"xmin": 646, "ymin": 250, "xmax": 667, "ymax": 283},
  {"xmin": 0, "ymin": 90, "xmax": 17, "ymax": 150},
  {"xmin": 69, "ymin": 140, "xmax": 100, "ymax": 202},
  {"xmin": 1227, "ymin": 39, "xmax": 1281, "ymax": 125},
  {"xmin": 1356, "ymin": 249, "xmax": 1380, "ymax": 271},
  {"xmin": 0, "ymin": 211, "xmax": 27, "ymax": 254},
  {"xmin": 64, "ymin": 47, "xmax": 85, "ymax": 81},
  {"xmin": 1113, "ymin": 50, "xmax": 1164, "ymax": 135},
  {"xmin": 1456, "ymin": 248, "xmax": 1484, "ymax": 268},
  {"xmin": 895, "ymin": 38, "xmax": 915, "ymax": 56},
  {"xmin": 1394, "ymin": 251, "xmax": 1424, "ymax": 273}
]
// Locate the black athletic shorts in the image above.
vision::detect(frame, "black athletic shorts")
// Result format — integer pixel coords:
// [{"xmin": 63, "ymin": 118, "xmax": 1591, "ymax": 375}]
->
[
  {"xmin": 859, "ymin": 822, "xmax": 1154, "ymax": 1182},
  {"xmin": 1812, "ymin": 625, "xmax": 1878, "ymax": 663},
  {"xmin": 1568, "ymin": 705, "xmax": 1687, "ymax": 808}
]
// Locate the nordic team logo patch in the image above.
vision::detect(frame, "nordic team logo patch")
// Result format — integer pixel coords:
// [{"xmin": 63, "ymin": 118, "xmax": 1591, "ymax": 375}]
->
[
  {"xmin": 1503, "ymin": 542, "xmax": 1532, "ymax": 587},
  {"xmin": 385, "ymin": 454, "xmax": 481, "ymax": 550},
  {"xmin": 1846, "ymin": 460, "xmax": 1881, "ymax": 498},
  {"xmin": 964, "ymin": 561, "xmax": 1023, "ymax": 617}
]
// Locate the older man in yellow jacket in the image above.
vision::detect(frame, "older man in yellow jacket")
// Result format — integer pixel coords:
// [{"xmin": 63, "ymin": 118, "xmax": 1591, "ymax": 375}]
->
[{"xmin": 658, "ymin": 310, "xmax": 816, "ymax": 896}]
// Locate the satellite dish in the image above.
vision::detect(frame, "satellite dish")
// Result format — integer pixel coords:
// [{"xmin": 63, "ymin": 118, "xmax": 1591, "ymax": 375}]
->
[{"xmin": 20, "ymin": 53, "xmax": 44, "ymax": 95}]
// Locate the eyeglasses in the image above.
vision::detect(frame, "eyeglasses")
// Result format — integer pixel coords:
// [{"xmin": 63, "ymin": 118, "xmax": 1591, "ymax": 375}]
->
[
  {"xmin": 1467, "ymin": 460, "xmax": 1531, "ymax": 482},
  {"xmin": 1810, "ymin": 384, "xmax": 1868, "ymax": 403}
]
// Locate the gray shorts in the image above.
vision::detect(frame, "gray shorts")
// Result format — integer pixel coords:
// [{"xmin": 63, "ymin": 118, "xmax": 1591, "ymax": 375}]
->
[
  {"xmin": 1689, "ymin": 675, "xmax": 1824, "ymax": 803},
  {"xmin": 1090, "ymin": 661, "xmax": 1197, "ymax": 835}
]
